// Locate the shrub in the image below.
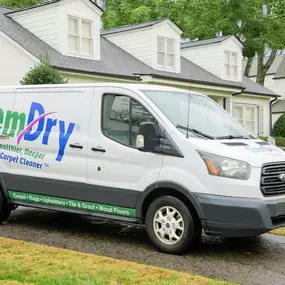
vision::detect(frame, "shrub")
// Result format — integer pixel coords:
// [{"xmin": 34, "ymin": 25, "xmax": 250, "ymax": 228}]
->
[
  {"xmin": 21, "ymin": 54, "xmax": 68, "ymax": 85},
  {"xmin": 273, "ymin": 114, "xmax": 285, "ymax": 137},
  {"xmin": 259, "ymin": 136, "xmax": 285, "ymax": 147},
  {"xmin": 275, "ymin": 137, "xmax": 285, "ymax": 147}
]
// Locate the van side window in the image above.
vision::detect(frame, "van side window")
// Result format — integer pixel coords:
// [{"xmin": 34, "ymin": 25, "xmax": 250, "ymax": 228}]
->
[{"xmin": 102, "ymin": 94, "xmax": 155, "ymax": 147}]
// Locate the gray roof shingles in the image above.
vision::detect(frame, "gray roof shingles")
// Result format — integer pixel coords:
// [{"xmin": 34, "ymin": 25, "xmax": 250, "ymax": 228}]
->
[
  {"xmin": 0, "ymin": 7, "xmax": 277, "ymax": 97},
  {"xmin": 181, "ymin": 35, "xmax": 244, "ymax": 49},
  {"xmin": 181, "ymin": 36, "xmax": 232, "ymax": 49},
  {"xmin": 101, "ymin": 18, "xmax": 167, "ymax": 35},
  {"xmin": 0, "ymin": 7, "xmax": 13, "ymax": 13}
]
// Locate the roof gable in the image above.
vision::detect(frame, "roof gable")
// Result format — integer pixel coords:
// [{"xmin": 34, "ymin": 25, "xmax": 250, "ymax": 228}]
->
[
  {"xmin": 181, "ymin": 35, "xmax": 244, "ymax": 49},
  {"xmin": 0, "ymin": 11, "xmax": 277, "ymax": 97}
]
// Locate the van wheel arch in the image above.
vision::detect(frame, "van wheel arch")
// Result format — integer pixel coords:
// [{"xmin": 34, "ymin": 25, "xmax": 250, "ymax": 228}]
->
[{"xmin": 137, "ymin": 182, "xmax": 204, "ymax": 223}]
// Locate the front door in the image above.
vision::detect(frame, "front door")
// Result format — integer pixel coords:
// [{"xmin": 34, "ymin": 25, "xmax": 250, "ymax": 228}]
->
[{"xmin": 87, "ymin": 87, "xmax": 164, "ymax": 218}]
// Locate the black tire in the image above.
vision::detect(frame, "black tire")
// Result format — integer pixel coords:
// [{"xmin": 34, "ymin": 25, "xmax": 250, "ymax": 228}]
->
[
  {"xmin": 0, "ymin": 191, "xmax": 11, "ymax": 223},
  {"xmin": 145, "ymin": 195, "xmax": 201, "ymax": 255}
]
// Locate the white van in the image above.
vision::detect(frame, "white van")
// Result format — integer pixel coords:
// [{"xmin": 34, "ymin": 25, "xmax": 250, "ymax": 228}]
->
[{"xmin": 0, "ymin": 83, "xmax": 285, "ymax": 254}]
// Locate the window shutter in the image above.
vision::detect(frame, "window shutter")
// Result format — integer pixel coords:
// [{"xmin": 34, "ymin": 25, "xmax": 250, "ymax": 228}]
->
[{"xmin": 258, "ymin": 105, "xmax": 264, "ymax": 136}]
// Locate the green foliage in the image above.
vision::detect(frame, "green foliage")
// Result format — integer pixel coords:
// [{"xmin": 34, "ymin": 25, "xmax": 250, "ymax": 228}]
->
[
  {"xmin": 0, "ymin": 0, "xmax": 39, "ymax": 8},
  {"xmin": 103, "ymin": 0, "xmax": 285, "ymax": 85},
  {"xmin": 20, "ymin": 54, "xmax": 68, "ymax": 85},
  {"xmin": 273, "ymin": 114, "xmax": 285, "ymax": 137},
  {"xmin": 259, "ymin": 136, "xmax": 285, "ymax": 147}
]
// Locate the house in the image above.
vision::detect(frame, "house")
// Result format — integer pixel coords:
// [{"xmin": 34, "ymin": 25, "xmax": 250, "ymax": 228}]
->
[
  {"xmin": 0, "ymin": 0, "xmax": 278, "ymax": 137},
  {"xmin": 245, "ymin": 55, "xmax": 285, "ymax": 126}
]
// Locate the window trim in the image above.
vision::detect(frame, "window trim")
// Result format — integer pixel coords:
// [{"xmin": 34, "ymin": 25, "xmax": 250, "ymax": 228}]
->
[
  {"xmin": 157, "ymin": 36, "xmax": 175, "ymax": 69},
  {"xmin": 224, "ymin": 50, "xmax": 238, "ymax": 79},
  {"xmin": 67, "ymin": 15, "xmax": 93, "ymax": 57},
  {"xmin": 233, "ymin": 104, "xmax": 256, "ymax": 134},
  {"xmin": 101, "ymin": 93, "xmax": 157, "ymax": 149}
]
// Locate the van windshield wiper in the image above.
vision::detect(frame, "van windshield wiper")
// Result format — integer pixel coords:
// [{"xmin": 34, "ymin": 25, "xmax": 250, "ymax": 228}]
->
[
  {"xmin": 176, "ymin": 125, "xmax": 214, "ymax": 140},
  {"xmin": 215, "ymin": 135, "xmax": 251, "ymax": 140}
]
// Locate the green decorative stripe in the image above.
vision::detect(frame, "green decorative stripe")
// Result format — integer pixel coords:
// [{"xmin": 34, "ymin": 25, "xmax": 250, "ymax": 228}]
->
[{"xmin": 8, "ymin": 191, "xmax": 136, "ymax": 218}]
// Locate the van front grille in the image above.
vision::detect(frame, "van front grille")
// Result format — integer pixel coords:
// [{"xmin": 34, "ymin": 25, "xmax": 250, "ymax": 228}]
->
[{"xmin": 261, "ymin": 162, "xmax": 285, "ymax": 196}]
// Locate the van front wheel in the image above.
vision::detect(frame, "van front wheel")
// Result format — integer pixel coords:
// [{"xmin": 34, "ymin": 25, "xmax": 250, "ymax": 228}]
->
[
  {"xmin": 145, "ymin": 196, "xmax": 201, "ymax": 254},
  {"xmin": 0, "ymin": 192, "xmax": 11, "ymax": 223}
]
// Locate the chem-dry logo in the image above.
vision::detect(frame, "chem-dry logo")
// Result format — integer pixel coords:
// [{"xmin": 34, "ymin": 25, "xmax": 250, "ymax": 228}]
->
[{"xmin": 1, "ymin": 102, "xmax": 75, "ymax": 161}]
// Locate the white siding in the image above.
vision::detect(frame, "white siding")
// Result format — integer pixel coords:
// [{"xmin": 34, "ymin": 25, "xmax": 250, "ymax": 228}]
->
[
  {"xmin": 233, "ymin": 95, "xmax": 270, "ymax": 136},
  {"xmin": 10, "ymin": 3, "xmax": 61, "ymax": 50},
  {"xmin": 10, "ymin": 0, "xmax": 102, "ymax": 59},
  {"xmin": 221, "ymin": 37, "xmax": 243, "ymax": 82},
  {"xmin": 151, "ymin": 23, "xmax": 181, "ymax": 73},
  {"xmin": 103, "ymin": 27, "xmax": 154, "ymax": 70},
  {"xmin": 0, "ymin": 32, "xmax": 37, "ymax": 85},
  {"xmin": 104, "ymin": 21, "xmax": 182, "ymax": 73},
  {"xmin": 181, "ymin": 36, "xmax": 243, "ymax": 82},
  {"xmin": 59, "ymin": 0, "xmax": 101, "ymax": 59},
  {"xmin": 181, "ymin": 43, "xmax": 223, "ymax": 78}
]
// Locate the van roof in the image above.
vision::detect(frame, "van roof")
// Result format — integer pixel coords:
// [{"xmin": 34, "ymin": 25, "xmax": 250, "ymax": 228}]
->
[{"xmin": 0, "ymin": 83, "xmax": 204, "ymax": 94}]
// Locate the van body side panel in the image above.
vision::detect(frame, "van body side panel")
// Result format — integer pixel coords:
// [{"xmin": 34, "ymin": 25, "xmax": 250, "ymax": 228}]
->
[
  {"xmin": 3, "ymin": 173, "xmax": 139, "ymax": 209},
  {"xmin": 9, "ymin": 87, "xmax": 94, "ymax": 183},
  {"xmin": 0, "ymin": 89, "xmax": 17, "ymax": 176},
  {"xmin": 87, "ymin": 87, "xmax": 164, "ymax": 193}
]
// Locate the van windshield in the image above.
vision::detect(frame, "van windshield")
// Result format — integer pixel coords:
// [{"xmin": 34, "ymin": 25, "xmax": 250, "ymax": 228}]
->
[{"xmin": 141, "ymin": 90, "xmax": 251, "ymax": 139}]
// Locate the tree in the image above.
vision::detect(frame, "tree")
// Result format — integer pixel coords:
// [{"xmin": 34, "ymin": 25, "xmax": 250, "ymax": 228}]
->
[
  {"xmin": 21, "ymin": 54, "xmax": 68, "ymax": 85},
  {"xmin": 273, "ymin": 114, "xmax": 285, "ymax": 137},
  {"xmin": 103, "ymin": 0, "xmax": 285, "ymax": 86},
  {"xmin": 0, "ymin": 0, "xmax": 39, "ymax": 7}
]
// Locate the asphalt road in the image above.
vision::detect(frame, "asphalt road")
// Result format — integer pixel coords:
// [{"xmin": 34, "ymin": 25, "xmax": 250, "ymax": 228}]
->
[{"xmin": 1, "ymin": 207, "xmax": 285, "ymax": 285}]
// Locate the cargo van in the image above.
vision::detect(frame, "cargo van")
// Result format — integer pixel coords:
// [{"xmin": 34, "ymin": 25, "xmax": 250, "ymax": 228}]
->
[{"xmin": 0, "ymin": 83, "xmax": 285, "ymax": 254}]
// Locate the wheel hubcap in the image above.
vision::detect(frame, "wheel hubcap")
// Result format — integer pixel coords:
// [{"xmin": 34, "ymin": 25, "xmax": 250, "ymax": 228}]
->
[{"xmin": 153, "ymin": 206, "xmax": 184, "ymax": 245}]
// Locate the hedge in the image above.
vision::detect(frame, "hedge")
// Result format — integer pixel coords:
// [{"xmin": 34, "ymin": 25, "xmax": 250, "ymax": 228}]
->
[
  {"xmin": 273, "ymin": 114, "xmax": 285, "ymax": 137},
  {"xmin": 259, "ymin": 136, "xmax": 285, "ymax": 148}
]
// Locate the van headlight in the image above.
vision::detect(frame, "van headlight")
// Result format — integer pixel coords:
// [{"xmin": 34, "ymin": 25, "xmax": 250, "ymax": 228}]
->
[{"xmin": 198, "ymin": 151, "xmax": 251, "ymax": 180}]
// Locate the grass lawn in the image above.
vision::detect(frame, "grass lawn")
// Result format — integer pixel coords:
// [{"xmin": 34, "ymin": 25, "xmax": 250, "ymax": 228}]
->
[
  {"xmin": 0, "ymin": 237, "xmax": 236, "ymax": 285},
  {"xmin": 270, "ymin": 227, "xmax": 285, "ymax": 236}
]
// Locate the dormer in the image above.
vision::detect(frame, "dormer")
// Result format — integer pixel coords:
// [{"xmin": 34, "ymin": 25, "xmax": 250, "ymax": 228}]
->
[
  {"xmin": 6, "ymin": 0, "xmax": 103, "ymax": 60},
  {"xmin": 181, "ymin": 35, "xmax": 244, "ymax": 82},
  {"xmin": 102, "ymin": 19, "xmax": 183, "ymax": 73}
]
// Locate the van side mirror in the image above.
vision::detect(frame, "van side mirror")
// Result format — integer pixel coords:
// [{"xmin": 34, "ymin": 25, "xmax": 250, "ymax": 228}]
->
[{"xmin": 136, "ymin": 122, "xmax": 159, "ymax": 152}]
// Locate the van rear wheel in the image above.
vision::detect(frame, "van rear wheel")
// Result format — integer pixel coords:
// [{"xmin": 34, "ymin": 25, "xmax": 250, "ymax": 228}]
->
[
  {"xmin": 145, "ymin": 196, "xmax": 201, "ymax": 254},
  {"xmin": 0, "ymin": 191, "xmax": 11, "ymax": 223}
]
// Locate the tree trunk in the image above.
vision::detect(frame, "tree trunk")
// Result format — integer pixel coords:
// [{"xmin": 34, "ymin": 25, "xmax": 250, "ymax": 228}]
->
[
  {"xmin": 244, "ymin": 57, "xmax": 253, "ymax": 77},
  {"xmin": 256, "ymin": 48, "xmax": 277, "ymax": 86}
]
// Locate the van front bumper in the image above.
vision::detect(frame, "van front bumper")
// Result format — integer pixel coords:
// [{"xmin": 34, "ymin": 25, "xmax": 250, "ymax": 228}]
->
[{"xmin": 194, "ymin": 193, "xmax": 285, "ymax": 237}]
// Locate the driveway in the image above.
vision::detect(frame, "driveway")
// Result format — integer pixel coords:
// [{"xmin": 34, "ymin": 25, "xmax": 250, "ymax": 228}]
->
[{"xmin": 1, "ymin": 207, "xmax": 285, "ymax": 285}]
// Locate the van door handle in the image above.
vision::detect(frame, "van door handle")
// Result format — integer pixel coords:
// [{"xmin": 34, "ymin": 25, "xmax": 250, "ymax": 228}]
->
[
  {"xmin": 69, "ymin": 144, "xmax": 83, "ymax": 149},
  {"xmin": 91, "ymin": 147, "xmax": 106, "ymax": 153},
  {"xmin": 0, "ymin": 134, "xmax": 9, "ymax": 139}
]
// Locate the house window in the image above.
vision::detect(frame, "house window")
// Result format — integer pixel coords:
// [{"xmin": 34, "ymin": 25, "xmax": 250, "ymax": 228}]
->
[
  {"xmin": 224, "ymin": 51, "xmax": 238, "ymax": 79},
  {"xmin": 157, "ymin": 36, "xmax": 175, "ymax": 69},
  {"xmin": 233, "ymin": 104, "xmax": 256, "ymax": 134},
  {"xmin": 68, "ymin": 16, "xmax": 93, "ymax": 56}
]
